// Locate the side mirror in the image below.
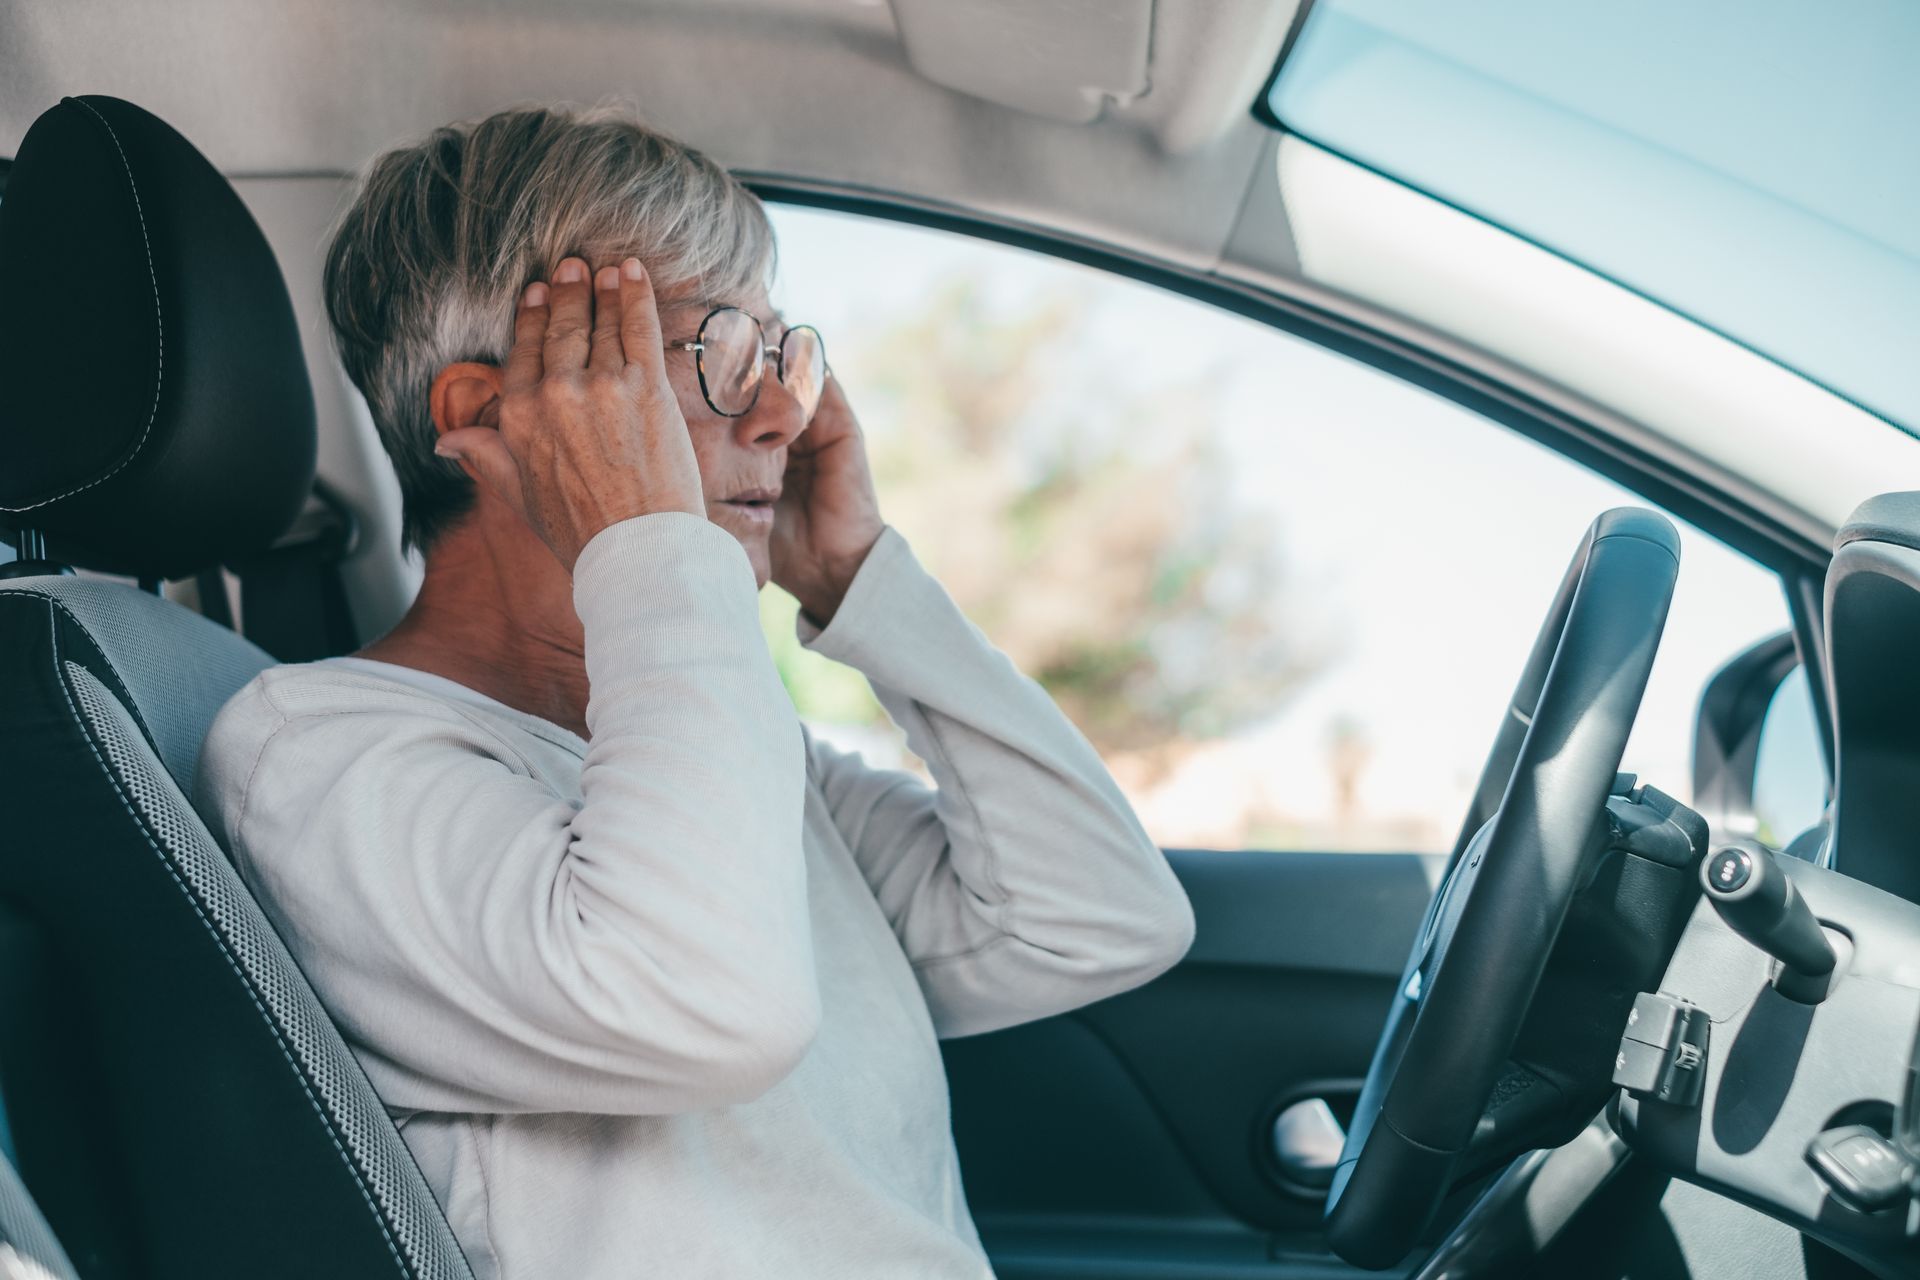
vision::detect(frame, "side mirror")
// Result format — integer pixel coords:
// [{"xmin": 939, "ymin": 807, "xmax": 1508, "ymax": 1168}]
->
[{"xmin": 1692, "ymin": 631, "xmax": 1831, "ymax": 854}]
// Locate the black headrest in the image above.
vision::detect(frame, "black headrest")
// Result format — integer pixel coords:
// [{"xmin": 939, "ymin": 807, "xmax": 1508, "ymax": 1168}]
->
[{"xmin": 0, "ymin": 96, "xmax": 316, "ymax": 579}]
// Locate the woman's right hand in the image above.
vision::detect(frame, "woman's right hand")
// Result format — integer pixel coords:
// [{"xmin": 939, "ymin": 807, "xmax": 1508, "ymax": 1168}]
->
[{"xmin": 436, "ymin": 256, "xmax": 705, "ymax": 572}]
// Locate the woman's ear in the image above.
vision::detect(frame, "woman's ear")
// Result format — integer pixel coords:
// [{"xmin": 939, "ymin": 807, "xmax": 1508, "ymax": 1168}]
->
[{"xmin": 429, "ymin": 363, "xmax": 506, "ymax": 438}]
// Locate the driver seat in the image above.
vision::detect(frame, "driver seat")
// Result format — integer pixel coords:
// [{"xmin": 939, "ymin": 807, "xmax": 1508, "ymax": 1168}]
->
[{"xmin": 0, "ymin": 96, "xmax": 473, "ymax": 1279}]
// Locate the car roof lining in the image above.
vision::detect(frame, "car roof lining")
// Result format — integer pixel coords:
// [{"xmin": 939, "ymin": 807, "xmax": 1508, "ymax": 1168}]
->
[{"xmin": 0, "ymin": 0, "xmax": 1300, "ymax": 274}]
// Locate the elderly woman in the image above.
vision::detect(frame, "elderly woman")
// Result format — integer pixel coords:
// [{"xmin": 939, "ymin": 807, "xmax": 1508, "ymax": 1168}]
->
[{"xmin": 196, "ymin": 106, "xmax": 1194, "ymax": 1279}]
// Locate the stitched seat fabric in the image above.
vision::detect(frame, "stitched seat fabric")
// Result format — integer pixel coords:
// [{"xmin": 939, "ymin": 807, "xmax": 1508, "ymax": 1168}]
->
[{"xmin": 0, "ymin": 578, "xmax": 475, "ymax": 1279}]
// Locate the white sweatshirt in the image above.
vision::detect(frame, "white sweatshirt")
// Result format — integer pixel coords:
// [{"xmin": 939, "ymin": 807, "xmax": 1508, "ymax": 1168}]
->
[{"xmin": 195, "ymin": 513, "xmax": 1195, "ymax": 1279}]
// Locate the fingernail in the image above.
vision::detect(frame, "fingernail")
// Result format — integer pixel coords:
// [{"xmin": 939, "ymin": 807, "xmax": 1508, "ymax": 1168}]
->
[
  {"xmin": 434, "ymin": 441, "xmax": 458, "ymax": 459},
  {"xmin": 595, "ymin": 264, "xmax": 621, "ymax": 290},
  {"xmin": 555, "ymin": 258, "xmax": 587, "ymax": 284},
  {"xmin": 522, "ymin": 281, "xmax": 548, "ymax": 307},
  {"xmin": 622, "ymin": 257, "xmax": 645, "ymax": 281}
]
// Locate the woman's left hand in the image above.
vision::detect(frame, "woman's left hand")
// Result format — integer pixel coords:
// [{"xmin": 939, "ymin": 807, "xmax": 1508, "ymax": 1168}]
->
[{"xmin": 771, "ymin": 374, "xmax": 885, "ymax": 626}]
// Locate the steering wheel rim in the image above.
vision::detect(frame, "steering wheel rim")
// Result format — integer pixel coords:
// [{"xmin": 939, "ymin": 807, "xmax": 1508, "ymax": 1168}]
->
[{"xmin": 1324, "ymin": 508, "xmax": 1681, "ymax": 1270}]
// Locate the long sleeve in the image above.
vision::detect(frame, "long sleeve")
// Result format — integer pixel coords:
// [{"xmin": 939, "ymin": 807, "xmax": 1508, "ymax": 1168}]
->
[
  {"xmin": 799, "ymin": 527, "xmax": 1195, "ymax": 1039},
  {"xmin": 199, "ymin": 513, "xmax": 816, "ymax": 1116}
]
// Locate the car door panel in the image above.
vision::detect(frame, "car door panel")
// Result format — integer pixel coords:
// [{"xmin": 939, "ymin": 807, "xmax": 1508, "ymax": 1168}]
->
[{"xmin": 946, "ymin": 849, "xmax": 1441, "ymax": 1278}]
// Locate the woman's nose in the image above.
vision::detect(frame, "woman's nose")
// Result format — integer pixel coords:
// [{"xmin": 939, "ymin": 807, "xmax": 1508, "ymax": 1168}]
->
[{"xmin": 734, "ymin": 373, "xmax": 807, "ymax": 450}]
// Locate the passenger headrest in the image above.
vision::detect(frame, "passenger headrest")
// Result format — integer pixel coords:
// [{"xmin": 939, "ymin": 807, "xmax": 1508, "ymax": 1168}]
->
[{"xmin": 0, "ymin": 96, "xmax": 316, "ymax": 580}]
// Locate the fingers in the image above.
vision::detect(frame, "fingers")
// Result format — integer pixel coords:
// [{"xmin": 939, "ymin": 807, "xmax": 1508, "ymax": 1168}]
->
[
  {"xmin": 816, "ymin": 371, "xmax": 851, "ymax": 418},
  {"xmin": 435, "ymin": 427, "xmax": 526, "ymax": 517},
  {"xmin": 543, "ymin": 257, "xmax": 593, "ymax": 372},
  {"xmin": 464, "ymin": 257, "xmax": 706, "ymax": 568},
  {"xmin": 587, "ymin": 264, "xmax": 626, "ymax": 373},
  {"xmin": 616, "ymin": 257, "xmax": 668, "ymax": 376},
  {"xmin": 524, "ymin": 256, "xmax": 658, "ymax": 380},
  {"xmin": 502, "ymin": 282, "xmax": 549, "ymax": 392},
  {"xmin": 797, "ymin": 373, "xmax": 857, "ymax": 451}
]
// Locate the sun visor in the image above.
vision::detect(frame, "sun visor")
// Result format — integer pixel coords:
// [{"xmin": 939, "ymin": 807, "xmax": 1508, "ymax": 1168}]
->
[{"xmin": 890, "ymin": 0, "xmax": 1152, "ymax": 122}]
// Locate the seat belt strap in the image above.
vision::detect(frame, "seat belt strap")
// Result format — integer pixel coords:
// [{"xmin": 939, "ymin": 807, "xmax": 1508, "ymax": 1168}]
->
[{"xmin": 225, "ymin": 483, "xmax": 360, "ymax": 663}]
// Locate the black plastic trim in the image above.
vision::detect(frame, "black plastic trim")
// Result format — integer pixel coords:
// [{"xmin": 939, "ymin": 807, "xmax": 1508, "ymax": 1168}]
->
[
  {"xmin": 1786, "ymin": 568, "xmax": 1838, "ymax": 773},
  {"xmin": 1827, "ymin": 538, "xmax": 1920, "ymax": 904},
  {"xmin": 1692, "ymin": 630, "xmax": 1817, "ymax": 834},
  {"xmin": 1250, "ymin": 0, "xmax": 1321, "ymax": 131},
  {"xmin": 1620, "ymin": 856, "xmax": 1920, "ymax": 1270}
]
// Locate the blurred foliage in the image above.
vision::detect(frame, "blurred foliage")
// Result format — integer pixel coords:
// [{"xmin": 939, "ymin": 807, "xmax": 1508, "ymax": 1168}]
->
[
  {"xmin": 762, "ymin": 586, "xmax": 881, "ymax": 723},
  {"xmin": 765, "ymin": 277, "xmax": 1327, "ymax": 778}
]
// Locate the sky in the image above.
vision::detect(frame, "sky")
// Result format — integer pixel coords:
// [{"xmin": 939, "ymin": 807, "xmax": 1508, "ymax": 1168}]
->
[{"xmin": 769, "ymin": 203, "xmax": 1826, "ymax": 851}]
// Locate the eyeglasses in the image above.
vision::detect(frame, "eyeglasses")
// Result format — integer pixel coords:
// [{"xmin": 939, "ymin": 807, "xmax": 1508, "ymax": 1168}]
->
[{"xmin": 671, "ymin": 307, "xmax": 827, "ymax": 422}]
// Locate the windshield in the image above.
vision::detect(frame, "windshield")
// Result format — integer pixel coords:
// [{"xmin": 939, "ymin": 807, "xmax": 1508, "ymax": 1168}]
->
[{"xmin": 1266, "ymin": 0, "xmax": 1920, "ymax": 436}]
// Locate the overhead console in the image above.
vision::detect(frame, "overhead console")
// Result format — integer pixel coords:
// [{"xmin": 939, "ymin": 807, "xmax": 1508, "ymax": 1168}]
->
[{"xmin": 1616, "ymin": 492, "xmax": 1920, "ymax": 1279}]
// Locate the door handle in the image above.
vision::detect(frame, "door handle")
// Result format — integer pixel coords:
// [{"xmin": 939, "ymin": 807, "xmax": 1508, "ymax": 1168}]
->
[{"xmin": 1272, "ymin": 1097, "xmax": 1347, "ymax": 1190}]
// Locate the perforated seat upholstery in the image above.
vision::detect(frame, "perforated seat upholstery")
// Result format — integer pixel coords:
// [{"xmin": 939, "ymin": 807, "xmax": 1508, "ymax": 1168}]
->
[
  {"xmin": 0, "ymin": 97, "xmax": 474, "ymax": 1279},
  {"xmin": 0, "ymin": 1149, "xmax": 78, "ymax": 1280}
]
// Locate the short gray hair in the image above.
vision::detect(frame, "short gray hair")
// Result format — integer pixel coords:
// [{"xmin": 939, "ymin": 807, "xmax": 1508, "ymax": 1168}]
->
[{"xmin": 324, "ymin": 105, "xmax": 775, "ymax": 553}]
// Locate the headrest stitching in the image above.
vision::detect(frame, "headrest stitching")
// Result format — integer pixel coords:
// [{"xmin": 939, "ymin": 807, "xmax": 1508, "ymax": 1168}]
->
[{"xmin": 0, "ymin": 99, "xmax": 165, "ymax": 514}]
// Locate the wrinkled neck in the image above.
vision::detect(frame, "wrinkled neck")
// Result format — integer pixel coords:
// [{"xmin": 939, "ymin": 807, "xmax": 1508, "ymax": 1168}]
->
[{"xmin": 357, "ymin": 520, "xmax": 590, "ymax": 740}]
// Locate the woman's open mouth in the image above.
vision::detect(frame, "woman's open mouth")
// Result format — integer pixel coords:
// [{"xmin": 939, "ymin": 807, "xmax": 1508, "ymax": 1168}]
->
[{"xmin": 716, "ymin": 487, "xmax": 779, "ymax": 524}]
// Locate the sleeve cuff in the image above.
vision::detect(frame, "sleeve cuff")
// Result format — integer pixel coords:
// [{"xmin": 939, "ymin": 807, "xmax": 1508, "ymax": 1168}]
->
[
  {"xmin": 793, "ymin": 525, "xmax": 919, "ymax": 653},
  {"xmin": 794, "ymin": 525, "xmax": 999, "ymax": 702},
  {"xmin": 573, "ymin": 512, "xmax": 761, "ymax": 643}
]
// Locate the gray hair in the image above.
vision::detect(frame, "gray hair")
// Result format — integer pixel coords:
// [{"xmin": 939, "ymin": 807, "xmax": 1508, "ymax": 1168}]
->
[{"xmin": 324, "ymin": 105, "xmax": 775, "ymax": 553}]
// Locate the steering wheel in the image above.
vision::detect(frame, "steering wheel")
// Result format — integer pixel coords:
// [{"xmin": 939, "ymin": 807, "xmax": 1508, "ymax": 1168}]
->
[{"xmin": 1323, "ymin": 508, "xmax": 1681, "ymax": 1270}]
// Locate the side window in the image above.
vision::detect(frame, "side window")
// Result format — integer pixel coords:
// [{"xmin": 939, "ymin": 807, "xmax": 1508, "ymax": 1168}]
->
[{"xmin": 764, "ymin": 206, "xmax": 1814, "ymax": 854}]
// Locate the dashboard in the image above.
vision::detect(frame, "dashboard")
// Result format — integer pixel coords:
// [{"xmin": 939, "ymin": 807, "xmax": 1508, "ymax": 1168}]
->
[{"xmin": 1612, "ymin": 492, "xmax": 1920, "ymax": 1278}]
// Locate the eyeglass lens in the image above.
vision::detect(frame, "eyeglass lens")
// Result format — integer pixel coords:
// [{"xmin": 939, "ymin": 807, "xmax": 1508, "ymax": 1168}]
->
[
  {"xmin": 697, "ymin": 309, "xmax": 764, "ymax": 416},
  {"xmin": 781, "ymin": 326, "xmax": 826, "ymax": 422},
  {"xmin": 696, "ymin": 309, "xmax": 827, "ymax": 421}
]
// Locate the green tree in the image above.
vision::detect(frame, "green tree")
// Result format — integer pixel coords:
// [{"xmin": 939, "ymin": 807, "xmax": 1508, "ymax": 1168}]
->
[{"xmin": 766, "ymin": 277, "xmax": 1328, "ymax": 780}]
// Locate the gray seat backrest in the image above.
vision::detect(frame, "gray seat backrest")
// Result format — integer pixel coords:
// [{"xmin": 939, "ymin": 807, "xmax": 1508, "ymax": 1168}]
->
[{"xmin": 0, "ymin": 575, "xmax": 474, "ymax": 1280}]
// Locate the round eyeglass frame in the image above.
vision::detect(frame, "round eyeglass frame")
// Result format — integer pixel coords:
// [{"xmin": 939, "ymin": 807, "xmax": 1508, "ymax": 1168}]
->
[{"xmin": 673, "ymin": 307, "xmax": 827, "ymax": 420}]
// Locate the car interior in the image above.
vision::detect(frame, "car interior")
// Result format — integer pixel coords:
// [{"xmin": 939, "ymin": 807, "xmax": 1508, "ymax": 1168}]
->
[{"xmin": 0, "ymin": 3, "xmax": 1917, "ymax": 1278}]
